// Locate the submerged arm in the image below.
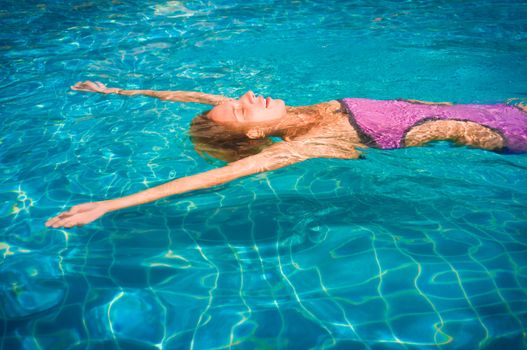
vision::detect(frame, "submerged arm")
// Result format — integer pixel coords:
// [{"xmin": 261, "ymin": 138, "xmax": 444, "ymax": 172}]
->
[
  {"xmin": 45, "ymin": 140, "xmax": 360, "ymax": 228},
  {"xmin": 401, "ymin": 98, "xmax": 453, "ymax": 106},
  {"xmin": 71, "ymin": 81, "xmax": 230, "ymax": 106}
]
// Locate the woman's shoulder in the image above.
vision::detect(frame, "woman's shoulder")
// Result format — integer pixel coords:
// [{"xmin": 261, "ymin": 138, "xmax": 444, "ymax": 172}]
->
[{"xmin": 288, "ymin": 100, "xmax": 342, "ymax": 114}]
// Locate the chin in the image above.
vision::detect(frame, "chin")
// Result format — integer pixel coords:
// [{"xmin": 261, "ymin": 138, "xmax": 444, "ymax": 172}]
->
[{"xmin": 273, "ymin": 100, "xmax": 286, "ymax": 112}]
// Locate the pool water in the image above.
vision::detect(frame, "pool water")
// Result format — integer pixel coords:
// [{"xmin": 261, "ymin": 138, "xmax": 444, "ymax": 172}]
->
[{"xmin": 1, "ymin": 1, "xmax": 527, "ymax": 349}]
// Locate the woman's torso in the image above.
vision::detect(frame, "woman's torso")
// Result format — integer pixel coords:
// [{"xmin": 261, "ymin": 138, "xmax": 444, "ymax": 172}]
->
[{"xmin": 297, "ymin": 99, "xmax": 527, "ymax": 153}]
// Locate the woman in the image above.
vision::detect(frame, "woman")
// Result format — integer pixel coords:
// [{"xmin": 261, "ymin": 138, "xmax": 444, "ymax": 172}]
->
[{"xmin": 45, "ymin": 81, "xmax": 527, "ymax": 228}]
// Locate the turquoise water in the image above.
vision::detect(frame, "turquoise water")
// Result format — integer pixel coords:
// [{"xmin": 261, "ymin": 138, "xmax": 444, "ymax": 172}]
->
[{"xmin": 1, "ymin": 0, "xmax": 527, "ymax": 349}]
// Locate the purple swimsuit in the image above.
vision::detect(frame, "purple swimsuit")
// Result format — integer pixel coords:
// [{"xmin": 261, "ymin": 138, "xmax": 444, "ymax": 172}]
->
[{"xmin": 339, "ymin": 98, "xmax": 527, "ymax": 153}]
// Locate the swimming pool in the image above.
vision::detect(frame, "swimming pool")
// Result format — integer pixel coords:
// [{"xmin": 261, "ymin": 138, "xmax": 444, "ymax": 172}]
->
[{"xmin": 1, "ymin": 0, "xmax": 527, "ymax": 349}]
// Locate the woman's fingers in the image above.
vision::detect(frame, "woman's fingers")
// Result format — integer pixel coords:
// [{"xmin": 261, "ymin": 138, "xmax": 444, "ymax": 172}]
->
[
  {"xmin": 45, "ymin": 217, "xmax": 57, "ymax": 227},
  {"xmin": 71, "ymin": 83, "xmax": 90, "ymax": 91},
  {"xmin": 49, "ymin": 216, "xmax": 77, "ymax": 228},
  {"xmin": 45, "ymin": 217, "xmax": 62, "ymax": 227},
  {"xmin": 45, "ymin": 212, "xmax": 66, "ymax": 226},
  {"xmin": 71, "ymin": 81, "xmax": 102, "ymax": 92},
  {"xmin": 63, "ymin": 219, "xmax": 79, "ymax": 228},
  {"xmin": 54, "ymin": 220, "xmax": 72, "ymax": 228},
  {"xmin": 46, "ymin": 215, "xmax": 66, "ymax": 227},
  {"xmin": 46, "ymin": 202, "xmax": 105, "ymax": 228},
  {"xmin": 50, "ymin": 218, "xmax": 66, "ymax": 228},
  {"xmin": 45, "ymin": 207, "xmax": 79, "ymax": 227}
]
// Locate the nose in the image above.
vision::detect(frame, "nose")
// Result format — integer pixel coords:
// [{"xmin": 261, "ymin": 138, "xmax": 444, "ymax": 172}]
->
[{"xmin": 247, "ymin": 91, "xmax": 256, "ymax": 101}]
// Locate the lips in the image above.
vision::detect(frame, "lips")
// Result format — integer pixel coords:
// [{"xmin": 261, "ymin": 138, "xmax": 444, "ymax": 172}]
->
[{"xmin": 265, "ymin": 97, "xmax": 271, "ymax": 108}]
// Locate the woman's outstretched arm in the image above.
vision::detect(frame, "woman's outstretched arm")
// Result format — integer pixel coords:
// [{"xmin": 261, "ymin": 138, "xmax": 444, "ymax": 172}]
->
[
  {"xmin": 45, "ymin": 140, "xmax": 360, "ymax": 228},
  {"xmin": 71, "ymin": 81, "xmax": 230, "ymax": 106},
  {"xmin": 401, "ymin": 99, "xmax": 453, "ymax": 106}
]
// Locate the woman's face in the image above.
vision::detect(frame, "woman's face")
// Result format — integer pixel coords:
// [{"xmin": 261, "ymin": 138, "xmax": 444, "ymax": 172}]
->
[{"xmin": 208, "ymin": 91, "xmax": 287, "ymax": 127}]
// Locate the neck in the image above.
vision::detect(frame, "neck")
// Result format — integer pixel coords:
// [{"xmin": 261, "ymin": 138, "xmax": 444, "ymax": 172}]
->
[{"xmin": 268, "ymin": 106, "xmax": 318, "ymax": 140}]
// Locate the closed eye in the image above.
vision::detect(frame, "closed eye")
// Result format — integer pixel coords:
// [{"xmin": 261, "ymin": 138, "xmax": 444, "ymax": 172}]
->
[{"xmin": 232, "ymin": 105, "xmax": 244, "ymax": 121}]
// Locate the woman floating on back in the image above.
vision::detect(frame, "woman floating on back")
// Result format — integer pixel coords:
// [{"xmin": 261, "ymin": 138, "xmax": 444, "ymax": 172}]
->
[{"xmin": 46, "ymin": 81, "xmax": 527, "ymax": 228}]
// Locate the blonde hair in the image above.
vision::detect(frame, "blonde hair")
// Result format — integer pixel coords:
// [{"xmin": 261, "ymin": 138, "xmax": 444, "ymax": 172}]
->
[{"xmin": 189, "ymin": 111, "xmax": 274, "ymax": 163}]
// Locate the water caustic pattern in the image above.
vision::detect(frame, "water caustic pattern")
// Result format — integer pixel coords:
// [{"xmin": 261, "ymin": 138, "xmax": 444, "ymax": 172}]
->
[{"xmin": 1, "ymin": 0, "xmax": 527, "ymax": 349}]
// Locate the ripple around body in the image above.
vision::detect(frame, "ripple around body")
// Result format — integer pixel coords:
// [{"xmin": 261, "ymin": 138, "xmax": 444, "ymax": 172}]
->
[{"xmin": 1, "ymin": 1, "xmax": 527, "ymax": 349}]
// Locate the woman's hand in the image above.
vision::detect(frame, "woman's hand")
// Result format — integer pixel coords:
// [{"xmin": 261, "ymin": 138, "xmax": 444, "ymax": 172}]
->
[
  {"xmin": 45, "ymin": 202, "xmax": 111, "ymax": 228},
  {"xmin": 71, "ymin": 81, "xmax": 120, "ymax": 94}
]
